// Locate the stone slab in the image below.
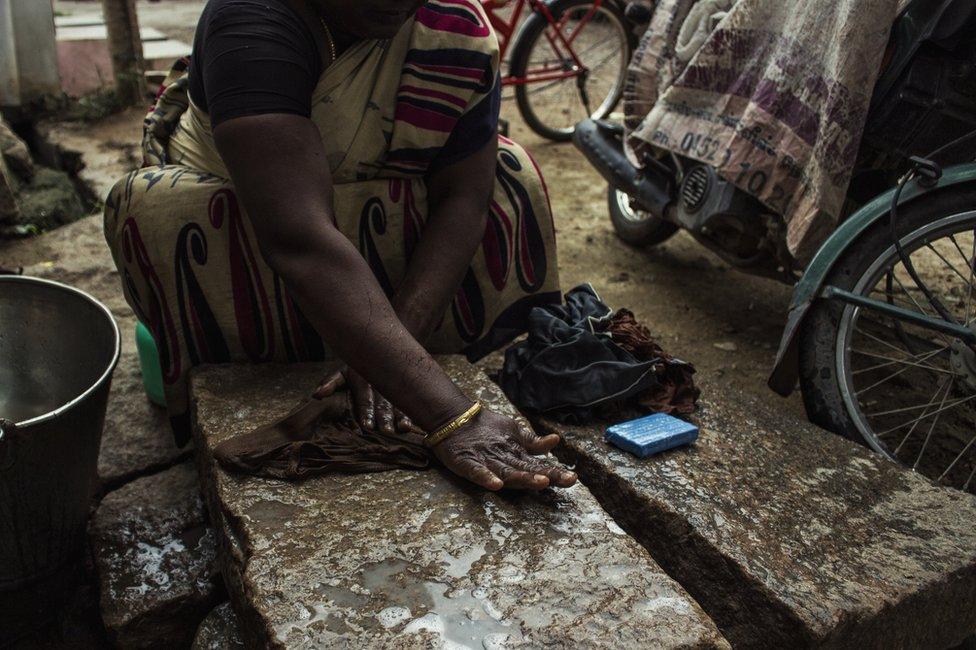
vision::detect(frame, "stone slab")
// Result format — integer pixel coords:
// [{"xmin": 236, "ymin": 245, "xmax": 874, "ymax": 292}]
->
[
  {"xmin": 89, "ymin": 461, "xmax": 222, "ymax": 649},
  {"xmin": 193, "ymin": 602, "xmax": 245, "ymax": 650},
  {"xmin": 190, "ymin": 358, "xmax": 729, "ymax": 649},
  {"xmin": 535, "ymin": 382, "xmax": 976, "ymax": 649},
  {"xmin": 98, "ymin": 351, "xmax": 190, "ymax": 492}
]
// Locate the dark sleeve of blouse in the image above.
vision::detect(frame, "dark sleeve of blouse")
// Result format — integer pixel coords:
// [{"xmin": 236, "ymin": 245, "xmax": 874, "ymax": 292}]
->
[
  {"xmin": 428, "ymin": 74, "xmax": 502, "ymax": 172},
  {"xmin": 192, "ymin": 0, "xmax": 322, "ymax": 128}
]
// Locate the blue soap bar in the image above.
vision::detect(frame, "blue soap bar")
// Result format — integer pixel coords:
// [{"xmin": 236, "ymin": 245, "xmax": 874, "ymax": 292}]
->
[{"xmin": 604, "ymin": 413, "xmax": 699, "ymax": 458}]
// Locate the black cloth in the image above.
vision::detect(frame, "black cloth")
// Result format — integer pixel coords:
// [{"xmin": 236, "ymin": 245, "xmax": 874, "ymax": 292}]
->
[
  {"xmin": 499, "ymin": 284, "xmax": 696, "ymax": 420},
  {"xmin": 187, "ymin": 0, "xmax": 501, "ymax": 169}
]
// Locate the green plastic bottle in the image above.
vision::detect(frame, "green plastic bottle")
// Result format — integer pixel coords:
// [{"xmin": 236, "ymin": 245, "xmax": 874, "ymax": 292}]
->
[{"xmin": 135, "ymin": 321, "xmax": 166, "ymax": 407}]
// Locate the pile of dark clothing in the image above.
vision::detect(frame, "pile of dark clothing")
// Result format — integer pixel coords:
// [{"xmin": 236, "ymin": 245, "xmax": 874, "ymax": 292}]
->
[{"xmin": 500, "ymin": 285, "xmax": 699, "ymax": 421}]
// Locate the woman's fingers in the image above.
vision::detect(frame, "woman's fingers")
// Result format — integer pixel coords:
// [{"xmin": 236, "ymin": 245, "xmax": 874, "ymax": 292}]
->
[
  {"xmin": 503, "ymin": 452, "xmax": 577, "ymax": 488},
  {"xmin": 514, "ymin": 421, "xmax": 560, "ymax": 455},
  {"xmin": 348, "ymin": 376, "xmax": 375, "ymax": 431},
  {"xmin": 375, "ymin": 396, "xmax": 395, "ymax": 434},
  {"xmin": 486, "ymin": 458, "xmax": 550, "ymax": 490},
  {"xmin": 395, "ymin": 411, "xmax": 418, "ymax": 433},
  {"xmin": 313, "ymin": 370, "xmax": 345, "ymax": 399},
  {"xmin": 454, "ymin": 459, "xmax": 504, "ymax": 491}
]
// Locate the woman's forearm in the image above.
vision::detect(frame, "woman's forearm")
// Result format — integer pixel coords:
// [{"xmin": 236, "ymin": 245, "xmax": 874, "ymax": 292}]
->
[
  {"xmin": 394, "ymin": 136, "xmax": 497, "ymax": 342},
  {"xmin": 392, "ymin": 193, "xmax": 487, "ymax": 342},
  {"xmin": 213, "ymin": 114, "xmax": 472, "ymax": 432},
  {"xmin": 268, "ymin": 228, "xmax": 472, "ymax": 431}
]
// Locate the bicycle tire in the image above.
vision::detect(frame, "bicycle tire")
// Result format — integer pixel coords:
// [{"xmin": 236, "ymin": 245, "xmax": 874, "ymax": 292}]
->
[
  {"xmin": 509, "ymin": 0, "xmax": 633, "ymax": 141},
  {"xmin": 798, "ymin": 183, "xmax": 976, "ymax": 492}
]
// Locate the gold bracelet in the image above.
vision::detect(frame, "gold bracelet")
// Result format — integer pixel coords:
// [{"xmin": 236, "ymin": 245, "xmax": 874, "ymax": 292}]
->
[{"xmin": 425, "ymin": 401, "xmax": 482, "ymax": 448}]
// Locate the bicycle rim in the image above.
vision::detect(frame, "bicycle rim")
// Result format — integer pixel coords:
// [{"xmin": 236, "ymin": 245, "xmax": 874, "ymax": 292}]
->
[
  {"xmin": 518, "ymin": 1, "xmax": 629, "ymax": 137},
  {"xmin": 836, "ymin": 210, "xmax": 976, "ymax": 492}
]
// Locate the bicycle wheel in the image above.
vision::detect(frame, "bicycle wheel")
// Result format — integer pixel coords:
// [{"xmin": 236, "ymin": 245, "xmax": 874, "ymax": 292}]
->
[
  {"xmin": 799, "ymin": 184, "xmax": 976, "ymax": 493},
  {"xmin": 510, "ymin": 0, "xmax": 632, "ymax": 141}
]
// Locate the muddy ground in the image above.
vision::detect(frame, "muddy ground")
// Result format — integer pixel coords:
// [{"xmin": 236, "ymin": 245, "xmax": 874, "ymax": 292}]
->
[{"xmin": 35, "ymin": 0, "xmax": 807, "ymax": 423}]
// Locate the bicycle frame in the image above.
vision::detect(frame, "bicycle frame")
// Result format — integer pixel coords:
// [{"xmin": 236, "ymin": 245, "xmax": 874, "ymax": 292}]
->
[{"xmin": 481, "ymin": 0, "xmax": 604, "ymax": 87}]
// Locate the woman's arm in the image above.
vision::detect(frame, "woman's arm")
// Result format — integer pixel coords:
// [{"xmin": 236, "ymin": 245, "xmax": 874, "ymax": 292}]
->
[
  {"xmin": 214, "ymin": 114, "xmax": 471, "ymax": 432},
  {"xmin": 320, "ymin": 136, "xmax": 496, "ymax": 433},
  {"xmin": 392, "ymin": 134, "xmax": 497, "ymax": 341},
  {"xmin": 214, "ymin": 114, "xmax": 575, "ymax": 490}
]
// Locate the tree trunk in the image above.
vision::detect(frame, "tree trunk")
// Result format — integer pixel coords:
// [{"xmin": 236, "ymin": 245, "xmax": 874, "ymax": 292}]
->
[{"xmin": 101, "ymin": 0, "xmax": 146, "ymax": 105}]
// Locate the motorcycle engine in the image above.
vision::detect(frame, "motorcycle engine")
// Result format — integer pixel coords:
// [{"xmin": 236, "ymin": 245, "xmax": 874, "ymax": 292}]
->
[{"xmin": 673, "ymin": 164, "xmax": 792, "ymax": 276}]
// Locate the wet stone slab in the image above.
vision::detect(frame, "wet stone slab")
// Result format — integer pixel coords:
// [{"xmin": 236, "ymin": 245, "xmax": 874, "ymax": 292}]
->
[
  {"xmin": 536, "ymin": 382, "xmax": 976, "ymax": 649},
  {"xmin": 98, "ymin": 351, "xmax": 191, "ymax": 492},
  {"xmin": 89, "ymin": 461, "xmax": 222, "ymax": 649},
  {"xmin": 190, "ymin": 358, "xmax": 729, "ymax": 649},
  {"xmin": 193, "ymin": 602, "xmax": 245, "ymax": 650}
]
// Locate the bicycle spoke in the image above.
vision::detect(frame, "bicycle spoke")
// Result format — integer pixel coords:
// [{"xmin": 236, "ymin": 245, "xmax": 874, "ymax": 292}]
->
[
  {"xmin": 963, "ymin": 462, "xmax": 976, "ymax": 491},
  {"xmin": 913, "ymin": 378, "xmax": 953, "ymax": 470},
  {"xmin": 891, "ymin": 376, "xmax": 950, "ymax": 451},
  {"xmin": 959, "ymin": 230, "xmax": 976, "ymax": 324},
  {"xmin": 864, "ymin": 394, "xmax": 965, "ymax": 418},
  {"xmin": 853, "ymin": 344, "xmax": 950, "ymax": 376},
  {"xmin": 939, "ymin": 413, "xmax": 976, "ymax": 482},
  {"xmin": 855, "ymin": 327, "xmax": 944, "ymax": 362},
  {"xmin": 854, "ymin": 348, "xmax": 950, "ymax": 396},
  {"xmin": 925, "ymin": 241, "xmax": 976, "ymax": 295},
  {"xmin": 887, "ymin": 272, "xmax": 953, "ymax": 345},
  {"xmin": 850, "ymin": 347, "xmax": 949, "ymax": 374},
  {"xmin": 883, "ymin": 387, "xmax": 975, "ymax": 445}
]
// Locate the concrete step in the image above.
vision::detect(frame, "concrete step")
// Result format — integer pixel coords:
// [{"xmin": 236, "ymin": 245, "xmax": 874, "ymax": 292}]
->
[
  {"xmin": 190, "ymin": 358, "xmax": 730, "ymax": 648},
  {"xmin": 535, "ymin": 382, "xmax": 976, "ymax": 648},
  {"xmin": 54, "ymin": 14, "xmax": 106, "ymax": 28},
  {"xmin": 55, "ymin": 25, "xmax": 169, "ymax": 43},
  {"xmin": 55, "ymin": 20, "xmax": 191, "ymax": 97}
]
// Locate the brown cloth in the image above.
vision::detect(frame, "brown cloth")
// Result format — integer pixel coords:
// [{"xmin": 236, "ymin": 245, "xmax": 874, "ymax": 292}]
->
[
  {"xmin": 605, "ymin": 309, "xmax": 699, "ymax": 416},
  {"xmin": 213, "ymin": 393, "xmax": 431, "ymax": 481}
]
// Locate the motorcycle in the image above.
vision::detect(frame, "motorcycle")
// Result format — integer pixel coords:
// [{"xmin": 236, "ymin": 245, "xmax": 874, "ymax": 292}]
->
[{"xmin": 573, "ymin": 0, "xmax": 976, "ymax": 492}]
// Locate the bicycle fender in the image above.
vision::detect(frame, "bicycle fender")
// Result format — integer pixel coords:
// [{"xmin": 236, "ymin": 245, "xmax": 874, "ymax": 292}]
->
[{"xmin": 767, "ymin": 162, "xmax": 976, "ymax": 396}]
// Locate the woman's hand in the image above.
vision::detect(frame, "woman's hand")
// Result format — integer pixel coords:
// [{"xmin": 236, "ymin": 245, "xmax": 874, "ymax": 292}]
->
[
  {"xmin": 431, "ymin": 409, "xmax": 578, "ymax": 491},
  {"xmin": 315, "ymin": 368, "xmax": 417, "ymax": 434}
]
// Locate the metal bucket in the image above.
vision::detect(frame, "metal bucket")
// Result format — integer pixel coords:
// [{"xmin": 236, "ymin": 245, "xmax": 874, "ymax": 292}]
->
[{"xmin": 0, "ymin": 276, "xmax": 120, "ymax": 589}]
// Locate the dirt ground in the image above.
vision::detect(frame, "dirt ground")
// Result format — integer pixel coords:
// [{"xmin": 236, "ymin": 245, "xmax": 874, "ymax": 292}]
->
[{"xmin": 40, "ymin": 0, "xmax": 807, "ymax": 423}]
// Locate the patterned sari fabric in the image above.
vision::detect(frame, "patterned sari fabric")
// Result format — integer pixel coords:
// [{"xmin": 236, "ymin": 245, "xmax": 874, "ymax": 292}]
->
[{"xmin": 104, "ymin": 0, "xmax": 560, "ymax": 440}]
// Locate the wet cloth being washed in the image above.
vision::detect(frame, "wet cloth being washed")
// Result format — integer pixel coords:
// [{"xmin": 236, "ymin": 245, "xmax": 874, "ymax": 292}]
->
[
  {"xmin": 214, "ymin": 393, "xmax": 430, "ymax": 480},
  {"xmin": 623, "ymin": 0, "xmax": 907, "ymax": 262},
  {"xmin": 500, "ymin": 285, "xmax": 698, "ymax": 420},
  {"xmin": 103, "ymin": 0, "xmax": 560, "ymax": 444}
]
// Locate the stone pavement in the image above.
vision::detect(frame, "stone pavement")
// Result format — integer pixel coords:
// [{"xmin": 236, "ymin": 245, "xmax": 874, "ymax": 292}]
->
[
  {"xmin": 192, "ymin": 602, "xmax": 244, "ymax": 650},
  {"xmin": 190, "ymin": 358, "xmax": 729, "ymax": 649},
  {"xmin": 89, "ymin": 461, "xmax": 222, "ymax": 649},
  {"xmin": 535, "ymin": 382, "xmax": 976, "ymax": 649}
]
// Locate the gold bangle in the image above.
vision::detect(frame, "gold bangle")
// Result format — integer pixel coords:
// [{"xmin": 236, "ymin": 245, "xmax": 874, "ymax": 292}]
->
[{"xmin": 425, "ymin": 401, "xmax": 482, "ymax": 448}]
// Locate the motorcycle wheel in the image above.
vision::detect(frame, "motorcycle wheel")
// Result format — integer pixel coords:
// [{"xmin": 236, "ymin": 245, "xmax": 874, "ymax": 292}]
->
[
  {"xmin": 799, "ymin": 183, "xmax": 976, "ymax": 493},
  {"xmin": 607, "ymin": 184, "xmax": 677, "ymax": 246},
  {"xmin": 510, "ymin": 0, "xmax": 633, "ymax": 142}
]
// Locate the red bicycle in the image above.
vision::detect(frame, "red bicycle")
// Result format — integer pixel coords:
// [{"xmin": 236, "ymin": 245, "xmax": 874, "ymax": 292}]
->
[{"xmin": 482, "ymin": 0, "xmax": 639, "ymax": 141}]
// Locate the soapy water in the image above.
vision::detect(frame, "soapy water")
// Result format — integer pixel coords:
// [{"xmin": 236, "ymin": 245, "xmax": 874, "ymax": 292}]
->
[
  {"xmin": 376, "ymin": 606, "xmax": 412, "ymax": 628},
  {"xmin": 357, "ymin": 558, "xmax": 521, "ymax": 648}
]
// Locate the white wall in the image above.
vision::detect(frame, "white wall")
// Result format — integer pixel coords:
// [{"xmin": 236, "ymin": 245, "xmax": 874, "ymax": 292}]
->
[{"xmin": 0, "ymin": 0, "xmax": 61, "ymax": 107}]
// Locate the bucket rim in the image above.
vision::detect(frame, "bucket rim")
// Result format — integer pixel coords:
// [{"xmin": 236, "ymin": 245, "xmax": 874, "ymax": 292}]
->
[{"xmin": 0, "ymin": 275, "xmax": 122, "ymax": 428}]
